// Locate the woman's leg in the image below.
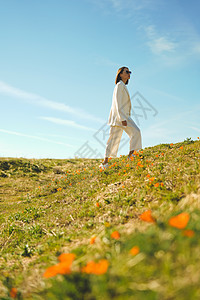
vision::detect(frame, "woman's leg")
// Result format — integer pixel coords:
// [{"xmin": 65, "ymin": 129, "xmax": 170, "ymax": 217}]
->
[
  {"xmin": 103, "ymin": 126, "xmax": 123, "ymax": 164},
  {"xmin": 124, "ymin": 119, "xmax": 142, "ymax": 157}
]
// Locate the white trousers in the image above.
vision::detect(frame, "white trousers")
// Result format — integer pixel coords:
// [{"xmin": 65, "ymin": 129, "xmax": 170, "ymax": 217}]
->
[{"xmin": 105, "ymin": 118, "xmax": 142, "ymax": 158}]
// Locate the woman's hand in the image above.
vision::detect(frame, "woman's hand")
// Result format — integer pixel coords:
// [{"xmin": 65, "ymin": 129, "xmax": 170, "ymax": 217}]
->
[{"xmin": 122, "ymin": 120, "xmax": 127, "ymax": 126}]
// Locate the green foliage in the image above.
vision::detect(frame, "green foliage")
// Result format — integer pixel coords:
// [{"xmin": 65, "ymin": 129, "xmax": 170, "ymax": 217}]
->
[
  {"xmin": 40, "ymin": 273, "xmax": 94, "ymax": 300},
  {"xmin": 183, "ymin": 137, "xmax": 194, "ymax": 144},
  {"xmin": 21, "ymin": 244, "xmax": 34, "ymax": 257}
]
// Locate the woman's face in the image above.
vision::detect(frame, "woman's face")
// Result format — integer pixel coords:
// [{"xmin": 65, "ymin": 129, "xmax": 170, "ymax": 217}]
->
[{"xmin": 120, "ymin": 68, "xmax": 131, "ymax": 83}]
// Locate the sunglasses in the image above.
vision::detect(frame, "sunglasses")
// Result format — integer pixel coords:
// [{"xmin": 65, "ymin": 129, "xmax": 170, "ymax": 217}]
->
[{"xmin": 125, "ymin": 70, "xmax": 132, "ymax": 74}]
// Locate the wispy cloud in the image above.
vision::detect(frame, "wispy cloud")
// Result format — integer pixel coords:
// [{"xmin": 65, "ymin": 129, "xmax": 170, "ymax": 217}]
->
[
  {"xmin": 0, "ymin": 129, "xmax": 74, "ymax": 147},
  {"xmin": 144, "ymin": 25, "xmax": 177, "ymax": 55},
  {"xmin": 37, "ymin": 133, "xmax": 87, "ymax": 141},
  {"xmin": 109, "ymin": 0, "xmax": 155, "ymax": 11},
  {"xmin": 39, "ymin": 117, "xmax": 96, "ymax": 132},
  {"xmin": 88, "ymin": 0, "xmax": 155, "ymax": 16},
  {"xmin": 189, "ymin": 126, "xmax": 200, "ymax": 133},
  {"xmin": 0, "ymin": 81, "xmax": 104, "ymax": 124},
  {"xmin": 142, "ymin": 109, "xmax": 199, "ymax": 143},
  {"xmin": 142, "ymin": 20, "xmax": 200, "ymax": 66}
]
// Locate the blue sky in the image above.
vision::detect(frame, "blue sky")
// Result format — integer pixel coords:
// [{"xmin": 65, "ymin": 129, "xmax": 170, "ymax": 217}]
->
[{"xmin": 0, "ymin": 0, "xmax": 200, "ymax": 159}]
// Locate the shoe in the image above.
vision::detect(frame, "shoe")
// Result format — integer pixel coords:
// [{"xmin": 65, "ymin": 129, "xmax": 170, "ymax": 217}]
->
[{"xmin": 99, "ymin": 163, "xmax": 109, "ymax": 170}]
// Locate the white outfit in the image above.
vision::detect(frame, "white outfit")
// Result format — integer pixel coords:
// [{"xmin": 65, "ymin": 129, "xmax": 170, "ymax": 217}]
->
[{"xmin": 105, "ymin": 80, "xmax": 142, "ymax": 158}]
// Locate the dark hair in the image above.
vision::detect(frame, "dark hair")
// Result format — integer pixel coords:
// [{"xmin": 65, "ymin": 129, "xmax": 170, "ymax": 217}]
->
[{"xmin": 115, "ymin": 66, "xmax": 129, "ymax": 85}]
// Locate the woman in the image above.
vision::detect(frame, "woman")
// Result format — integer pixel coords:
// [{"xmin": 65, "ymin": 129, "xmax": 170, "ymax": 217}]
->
[{"xmin": 100, "ymin": 66, "xmax": 142, "ymax": 169}]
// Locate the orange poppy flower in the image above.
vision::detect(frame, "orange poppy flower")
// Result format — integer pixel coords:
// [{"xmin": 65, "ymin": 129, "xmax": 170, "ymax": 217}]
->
[
  {"xmin": 129, "ymin": 246, "xmax": 140, "ymax": 256},
  {"xmin": 55, "ymin": 263, "xmax": 72, "ymax": 275},
  {"xmin": 149, "ymin": 177, "xmax": 155, "ymax": 182},
  {"xmin": 155, "ymin": 155, "xmax": 159, "ymax": 158},
  {"xmin": 179, "ymin": 146, "xmax": 183, "ymax": 149},
  {"xmin": 146, "ymin": 174, "xmax": 150, "ymax": 178},
  {"xmin": 43, "ymin": 253, "xmax": 75, "ymax": 278},
  {"xmin": 96, "ymin": 202, "xmax": 100, "ymax": 207},
  {"xmin": 169, "ymin": 212, "xmax": 189, "ymax": 229},
  {"xmin": 82, "ymin": 259, "xmax": 109, "ymax": 275},
  {"xmin": 154, "ymin": 183, "xmax": 159, "ymax": 187},
  {"xmin": 58, "ymin": 253, "xmax": 76, "ymax": 263},
  {"xmin": 81, "ymin": 261, "xmax": 95, "ymax": 273},
  {"xmin": 139, "ymin": 210, "xmax": 156, "ymax": 223},
  {"xmin": 182, "ymin": 229, "xmax": 195, "ymax": 237},
  {"xmin": 10, "ymin": 288, "xmax": 17, "ymax": 298},
  {"xmin": 90, "ymin": 236, "xmax": 96, "ymax": 244},
  {"xmin": 111, "ymin": 230, "xmax": 120, "ymax": 239},
  {"xmin": 43, "ymin": 264, "xmax": 66, "ymax": 278},
  {"xmin": 170, "ymin": 143, "xmax": 173, "ymax": 146}
]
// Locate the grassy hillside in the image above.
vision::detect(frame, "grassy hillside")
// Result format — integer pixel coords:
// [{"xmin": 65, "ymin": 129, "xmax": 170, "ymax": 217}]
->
[{"xmin": 0, "ymin": 138, "xmax": 200, "ymax": 299}]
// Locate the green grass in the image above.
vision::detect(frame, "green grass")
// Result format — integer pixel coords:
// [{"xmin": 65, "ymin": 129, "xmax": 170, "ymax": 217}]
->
[{"xmin": 0, "ymin": 138, "xmax": 200, "ymax": 299}]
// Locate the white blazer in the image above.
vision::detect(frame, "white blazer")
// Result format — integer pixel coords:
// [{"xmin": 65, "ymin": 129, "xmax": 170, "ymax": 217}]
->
[{"xmin": 108, "ymin": 80, "xmax": 131, "ymax": 126}]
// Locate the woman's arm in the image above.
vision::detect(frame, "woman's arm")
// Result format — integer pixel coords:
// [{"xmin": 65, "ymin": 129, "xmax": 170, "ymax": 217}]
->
[{"xmin": 115, "ymin": 84, "xmax": 127, "ymax": 124}]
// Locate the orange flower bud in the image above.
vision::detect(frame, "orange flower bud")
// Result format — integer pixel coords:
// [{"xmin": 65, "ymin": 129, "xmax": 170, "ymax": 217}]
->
[
  {"xmin": 129, "ymin": 246, "xmax": 140, "ymax": 256},
  {"xmin": 90, "ymin": 236, "xmax": 96, "ymax": 244},
  {"xmin": 111, "ymin": 230, "xmax": 120, "ymax": 240},
  {"xmin": 182, "ymin": 229, "xmax": 195, "ymax": 237},
  {"xmin": 10, "ymin": 288, "xmax": 17, "ymax": 298},
  {"xmin": 139, "ymin": 210, "xmax": 156, "ymax": 223}
]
